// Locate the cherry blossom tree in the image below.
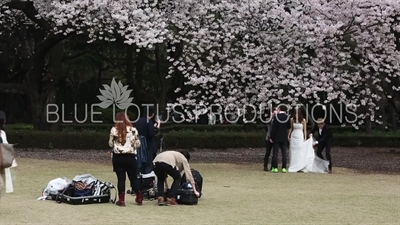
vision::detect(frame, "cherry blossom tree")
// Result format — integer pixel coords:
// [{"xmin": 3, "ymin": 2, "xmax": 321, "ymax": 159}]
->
[
  {"xmin": 169, "ymin": 0, "xmax": 400, "ymax": 128},
  {"xmin": 1, "ymin": 0, "xmax": 399, "ymax": 129},
  {"xmin": 0, "ymin": 0, "xmax": 169, "ymax": 129}
]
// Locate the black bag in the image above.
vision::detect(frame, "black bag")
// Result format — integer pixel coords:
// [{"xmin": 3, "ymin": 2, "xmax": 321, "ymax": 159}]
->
[
  {"xmin": 138, "ymin": 165, "xmax": 156, "ymax": 192},
  {"xmin": 138, "ymin": 175, "xmax": 157, "ymax": 200},
  {"xmin": 73, "ymin": 181, "xmax": 95, "ymax": 197},
  {"xmin": 181, "ymin": 168, "xmax": 203, "ymax": 195},
  {"xmin": 47, "ymin": 189, "xmax": 66, "ymax": 201},
  {"xmin": 56, "ymin": 180, "xmax": 116, "ymax": 205},
  {"xmin": 176, "ymin": 182, "xmax": 199, "ymax": 205}
]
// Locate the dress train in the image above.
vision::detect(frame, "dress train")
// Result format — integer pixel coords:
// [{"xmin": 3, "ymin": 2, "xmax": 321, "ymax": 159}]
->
[{"xmin": 288, "ymin": 123, "xmax": 329, "ymax": 173}]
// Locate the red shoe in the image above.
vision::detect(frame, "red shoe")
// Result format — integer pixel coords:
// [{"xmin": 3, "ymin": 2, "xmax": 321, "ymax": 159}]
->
[
  {"xmin": 116, "ymin": 193, "xmax": 126, "ymax": 206},
  {"xmin": 135, "ymin": 192, "xmax": 143, "ymax": 205}
]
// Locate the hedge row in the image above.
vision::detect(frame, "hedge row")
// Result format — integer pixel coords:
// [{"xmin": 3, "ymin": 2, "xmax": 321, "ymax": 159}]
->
[
  {"xmin": 5, "ymin": 130, "xmax": 399, "ymax": 150},
  {"xmin": 7, "ymin": 123, "xmax": 367, "ymax": 133}
]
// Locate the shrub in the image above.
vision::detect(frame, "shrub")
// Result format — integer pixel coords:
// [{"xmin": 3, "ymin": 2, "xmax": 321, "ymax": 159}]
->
[
  {"xmin": 6, "ymin": 123, "xmax": 375, "ymax": 134},
  {"xmin": 60, "ymin": 124, "xmax": 111, "ymax": 133},
  {"xmin": 5, "ymin": 124, "xmax": 34, "ymax": 131},
  {"xmin": 7, "ymin": 130, "xmax": 108, "ymax": 149},
  {"xmin": 5, "ymin": 130, "xmax": 399, "ymax": 150}
]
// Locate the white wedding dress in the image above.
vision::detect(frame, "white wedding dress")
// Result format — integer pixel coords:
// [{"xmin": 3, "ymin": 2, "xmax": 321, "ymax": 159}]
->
[{"xmin": 288, "ymin": 123, "xmax": 329, "ymax": 173}]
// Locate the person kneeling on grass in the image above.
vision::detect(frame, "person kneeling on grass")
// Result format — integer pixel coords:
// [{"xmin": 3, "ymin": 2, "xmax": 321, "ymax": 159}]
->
[{"xmin": 153, "ymin": 150, "xmax": 200, "ymax": 206}]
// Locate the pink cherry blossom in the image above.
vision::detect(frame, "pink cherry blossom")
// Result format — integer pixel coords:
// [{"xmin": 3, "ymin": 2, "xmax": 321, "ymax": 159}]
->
[{"xmin": 168, "ymin": 0, "xmax": 400, "ymax": 126}]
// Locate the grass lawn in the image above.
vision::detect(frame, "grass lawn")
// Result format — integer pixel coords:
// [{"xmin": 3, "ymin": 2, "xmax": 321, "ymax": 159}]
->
[{"xmin": 0, "ymin": 158, "xmax": 399, "ymax": 225}]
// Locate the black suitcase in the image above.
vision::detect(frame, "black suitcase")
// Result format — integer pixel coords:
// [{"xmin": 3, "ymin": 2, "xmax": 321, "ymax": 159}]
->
[
  {"xmin": 55, "ymin": 181, "xmax": 115, "ymax": 205},
  {"xmin": 56, "ymin": 193, "xmax": 111, "ymax": 205},
  {"xmin": 176, "ymin": 183, "xmax": 199, "ymax": 205},
  {"xmin": 181, "ymin": 168, "xmax": 203, "ymax": 197}
]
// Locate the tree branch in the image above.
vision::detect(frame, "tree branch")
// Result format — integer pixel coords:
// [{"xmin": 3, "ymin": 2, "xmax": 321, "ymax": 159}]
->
[
  {"xmin": 62, "ymin": 51, "xmax": 89, "ymax": 62},
  {"xmin": 4, "ymin": 0, "xmax": 51, "ymax": 31},
  {"xmin": 33, "ymin": 32, "xmax": 74, "ymax": 62},
  {"xmin": 384, "ymin": 92, "xmax": 400, "ymax": 115},
  {"xmin": 62, "ymin": 50, "xmax": 155, "ymax": 64}
]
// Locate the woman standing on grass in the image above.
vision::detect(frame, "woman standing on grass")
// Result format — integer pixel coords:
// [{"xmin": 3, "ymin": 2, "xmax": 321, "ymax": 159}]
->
[
  {"xmin": 287, "ymin": 108, "xmax": 329, "ymax": 173},
  {"xmin": 108, "ymin": 111, "xmax": 143, "ymax": 206},
  {"xmin": 0, "ymin": 111, "xmax": 17, "ymax": 194}
]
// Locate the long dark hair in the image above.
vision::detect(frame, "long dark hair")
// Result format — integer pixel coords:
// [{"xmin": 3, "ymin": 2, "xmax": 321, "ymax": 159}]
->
[
  {"xmin": 291, "ymin": 108, "xmax": 304, "ymax": 123},
  {"xmin": 114, "ymin": 111, "xmax": 133, "ymax": 145}
]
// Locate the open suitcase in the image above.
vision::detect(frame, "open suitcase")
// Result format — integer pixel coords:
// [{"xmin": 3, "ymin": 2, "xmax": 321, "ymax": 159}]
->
[
  {"xmin": 55, "ymin": 181, "xmax": 116, "ymax": 205},
  {"xmin": 56, "ymin": 193, "xmax": 112, "ymax": 205}
]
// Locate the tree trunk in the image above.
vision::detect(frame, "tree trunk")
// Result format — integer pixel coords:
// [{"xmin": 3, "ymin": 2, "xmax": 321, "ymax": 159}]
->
[
  {"xmin": 155, "ymin": 44, "xmax": 167, "ymax": 116},
  {"xmin": 380, "ymin": 98, "xmax": 387, "ymax": 131},
  {"xmin": 43, "ymin": 41, "xmax": 64, "ymax": 131},
  {"xmin": 25, "ymin": 56, "xmax": 46, "ymax": 130},
  {"xmin": 5, "ymin": 0, "xmax": 73, "ymax": 130},
  {"xmin": 136, "ymin": 49, "xmax": 145, "ymax": 90},
  {"xmin": 124, "ymin": 44, "xmax": 142, "ymax": 114},
  {"xmin": 391, "ymin": 106, "xmax": 398, "ymax": 131},
  {"xmin": 125, "ymin": 44, "xmax": 134, "ymax": 92},
  {"xmin": 365, "ymin": 76, "xmax": 373, "ymax": 134},
  {"xmin": 365, "ymin": 117, "xmax": 372, "ymax": 134},
  {"xmin": 26, "ymin": 41, "xmax": 64, "ymax": 130},
  {"xmin": 97, "ymin": 63, "xmax": 102, "ymax": 87}
]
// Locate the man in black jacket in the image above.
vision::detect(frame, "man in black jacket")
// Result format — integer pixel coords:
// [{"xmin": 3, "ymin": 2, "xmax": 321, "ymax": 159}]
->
[
  {"xmin": 136, "ymin": 106, "xmax": 160, "ymax": 162},
  {"xmin": 270, "ymin": 105, "xmax": 290, "ymax": 173},
  {"xmin": 263, "ymin": 109, "xmax": 277, "ymax": 171},
  {"xmin": 310, "ymin": 118, "xmax": 333, "ymax": 173}
]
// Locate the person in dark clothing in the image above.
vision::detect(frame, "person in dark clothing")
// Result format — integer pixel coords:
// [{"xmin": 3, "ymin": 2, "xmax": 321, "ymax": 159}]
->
[
  {"xmin": 263, "ymin": 109, "xmax": 277, "ymax": 171},
  {"xmin": 108, "ymin": 112, "xmax": 143, "ymax": 206},
  {"xmin": 310, "ymin": 118, "xmax": 333, "ymax": 173},
  {"xmin": 270, "ymin": 105, "xmax": 291, "ymax": 173},
  {"xmin": 153, "ymin": 150, "xmax": 200, "ymax": 206},
  {"xmin": 135, "ymin": 106, "xmax": 161, "ymax": 162}
]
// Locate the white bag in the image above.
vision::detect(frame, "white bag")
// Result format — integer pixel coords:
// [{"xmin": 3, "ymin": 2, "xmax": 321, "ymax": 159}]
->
[{"xmin": 37, "ymin": 177, "xmax": 70, "ymax": 200}]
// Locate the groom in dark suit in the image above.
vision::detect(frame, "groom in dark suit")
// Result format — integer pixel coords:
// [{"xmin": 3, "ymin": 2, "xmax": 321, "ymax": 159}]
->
[
  {"xmin": 270, "ymin": 105, "xmax": 290, "ymax": 173},
  {"xmin": 263, "ymin": 109, "xmax": 277, "ymax": 171},
  {"xmin": 310, "ymin": 118, "xmax": 333, "ymax": 173}
]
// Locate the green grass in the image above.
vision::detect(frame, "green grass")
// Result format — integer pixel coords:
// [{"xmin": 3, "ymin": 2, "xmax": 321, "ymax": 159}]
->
[{"xmin": 1, "ymin": 158, "xmax": 399, "ymax": 224}]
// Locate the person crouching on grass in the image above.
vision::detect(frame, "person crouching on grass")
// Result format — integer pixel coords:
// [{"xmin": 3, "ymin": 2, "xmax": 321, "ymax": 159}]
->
[
  {"xmin": 109, "ymin": 111, "xmax": 143, "ymax": 206},
  {"xmin": 153, "ymin": 150, "xmax": 200, "ymax": 206}
]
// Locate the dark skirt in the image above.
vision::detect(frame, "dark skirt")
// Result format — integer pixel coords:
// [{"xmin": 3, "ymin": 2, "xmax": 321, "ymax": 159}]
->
[{"xmin": 112, "ymin": 153, "xmax": 137, "ymax": 173}]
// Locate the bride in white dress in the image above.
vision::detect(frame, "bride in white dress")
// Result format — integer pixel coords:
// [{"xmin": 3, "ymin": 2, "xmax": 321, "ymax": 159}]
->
[{"xmin": 287, "ymin": 110, "xmax": 329, "ymax": 173}]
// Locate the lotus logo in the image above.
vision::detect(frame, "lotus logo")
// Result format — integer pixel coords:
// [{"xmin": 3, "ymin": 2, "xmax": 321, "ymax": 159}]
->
[{"xmin": 97, "ymin": 78, "xmax": 134, "ymax": 110}]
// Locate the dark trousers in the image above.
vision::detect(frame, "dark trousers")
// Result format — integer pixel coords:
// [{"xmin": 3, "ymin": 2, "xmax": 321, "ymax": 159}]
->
[
  {"xmin": 263, "ymin": 139, "xmax": 273, "ymax": 169},
  {"xmin": 316, "ymin": 141, "xmax": 332, "ymax": 170},
  {"xmin": 154, "ymin": 162, "xmax": 181, "ymax": 198},
  {"xmin": 112, "ymin": 154, "xmax": 140, "ymax": 194},
  {"xmin": 272, "ymin": 142, "xmax": 287, "ymax": 169}
]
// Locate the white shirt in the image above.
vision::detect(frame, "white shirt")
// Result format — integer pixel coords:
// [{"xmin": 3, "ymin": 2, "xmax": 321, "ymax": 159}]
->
[
  {"xmin": 109, "ymin": 126, "xmax": 140, "ymax": 154},
  {"xmin": 0, "ymin": 130, "xmax": 8, "ymax": 144},
  {"xmin": 319, "ymin": 128, "xmax": 322, "ymax": 135}
]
